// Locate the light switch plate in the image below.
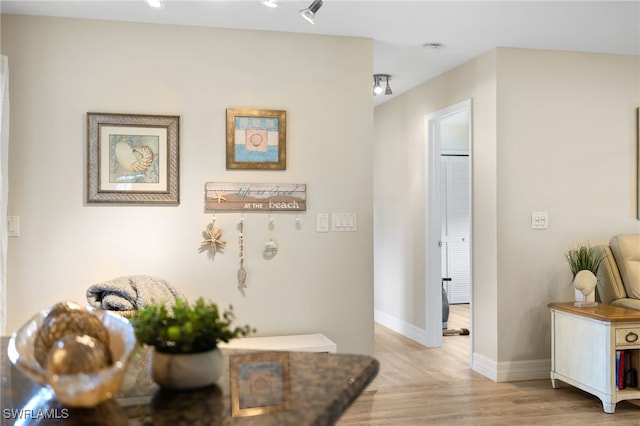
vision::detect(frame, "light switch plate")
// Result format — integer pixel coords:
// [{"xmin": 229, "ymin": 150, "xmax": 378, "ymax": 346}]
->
[
  {"xmin": 8, "ymin": 216, "xmax": 19, "ymax": 237},
  {"xmin": 332, "ymin": 213, "xmax": 357, "ymax": 232},
  {"xmin": 531, "ymin": 211, "xmax": 548, "ymax": 230}
]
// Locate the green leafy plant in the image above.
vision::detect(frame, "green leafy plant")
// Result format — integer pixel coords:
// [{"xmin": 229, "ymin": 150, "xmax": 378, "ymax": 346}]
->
[
  {"xmin": 564, "ymin": 244, "xmax": 605, "ymax": 279},
  {"xmin": 130, "ymin": 297, "xmax": 254, "ymax": 354}
]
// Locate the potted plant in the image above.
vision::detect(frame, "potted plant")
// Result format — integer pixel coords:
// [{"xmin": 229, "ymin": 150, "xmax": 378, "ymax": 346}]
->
[
  {"xmin": 130, "ymin": 297, "xmax": 254, "ymax": 389},
  {"xmin": 564, "ymin": 244, "xmax": 605, "ymax": 307}
]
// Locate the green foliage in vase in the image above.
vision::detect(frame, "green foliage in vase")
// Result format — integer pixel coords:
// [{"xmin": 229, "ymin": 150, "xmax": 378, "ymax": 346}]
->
[
  {"xmin": 564, "ymin": 244, "xmax": 605, "ymax": 279},
  {"xmin": 131, "ymin": 297, "xmax": 255, "ymax": 354}
]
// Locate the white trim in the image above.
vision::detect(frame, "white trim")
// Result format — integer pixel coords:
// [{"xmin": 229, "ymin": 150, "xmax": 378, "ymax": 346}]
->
[
  {"xmin": 472, "ymin": 352, "xmax": 498, "ymax": 381},
  {"xmin": 424, "ymin": 98, "xmax": 473, "ymax": 349},
  {"xmin": 472, "ymin": 352, "xmax": 551, "ymax": 382},
  {"xmin": 374, "ymin": 310, "xmax": 429, "ymax": 346},
  {"xmin": 424, "ymin": 111, "xmax": 443, "ymax": 348},
  {"xmin": 496, "ymin": 359, "xmax": 551, "ymax": 382},
  {"xmin": 0, "ymin": 55, "xmax": 9, "ymax": 336}
]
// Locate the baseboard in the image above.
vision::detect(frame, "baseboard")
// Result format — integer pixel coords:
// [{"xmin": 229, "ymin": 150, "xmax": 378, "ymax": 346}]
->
[
  {"xmin": 473, "ymin": 353, "xmax": 551, "ymax": 382},
  {"xmin": 497, "ymin": 358, "xmax": 551, "ymax": 382},
  {"xmin": 471, "ymin": 352, "xmax": 498, "ymax": 381},
  {"xmin": 374, "ymin": 309, "xmax": 429, "ymax": 346},
  {"xmin": 375, "ymin": 310, "xmax": 551, "ymax": 383}
]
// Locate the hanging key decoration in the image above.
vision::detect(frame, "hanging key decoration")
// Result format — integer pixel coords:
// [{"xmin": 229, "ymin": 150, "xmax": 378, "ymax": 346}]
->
[
  {"xmin": 237, "ymin": 217, "xmax": 247, "ymax": 290},
  {"xmin": 263, "ymin": 215, "xmax": 278, "ymax": 259}
]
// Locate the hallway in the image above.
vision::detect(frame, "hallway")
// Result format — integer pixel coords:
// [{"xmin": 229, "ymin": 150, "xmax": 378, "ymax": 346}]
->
[{"xmin": 338, "ymin": 305, "xmax": 640, "ymax": 425}]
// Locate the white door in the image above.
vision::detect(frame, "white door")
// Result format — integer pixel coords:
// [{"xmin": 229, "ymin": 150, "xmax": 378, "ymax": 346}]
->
[{"xmin": 441, "ymin": 155, "xmax": 470, "ymax": 304}]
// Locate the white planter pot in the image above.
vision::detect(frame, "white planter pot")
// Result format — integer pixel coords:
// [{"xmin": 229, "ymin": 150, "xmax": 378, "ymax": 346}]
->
[{"xmin": 150, "ymin": 348, "xmax": 223, "ymax": 390}]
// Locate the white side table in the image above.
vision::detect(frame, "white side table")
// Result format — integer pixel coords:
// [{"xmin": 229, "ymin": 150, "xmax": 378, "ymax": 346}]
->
[
  {"xmin": 549, "ymin": 302, "xmax": 640, "ymax": 413},
  {"xmin": 218, "ymin": 333, "xmax": 337, "ymax": 353}
]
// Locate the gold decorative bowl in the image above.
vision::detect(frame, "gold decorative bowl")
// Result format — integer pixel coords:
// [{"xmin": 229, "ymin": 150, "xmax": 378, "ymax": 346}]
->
[{"xmin": 7, "ymin": 305, "xmax": 137, "ymax": 407}]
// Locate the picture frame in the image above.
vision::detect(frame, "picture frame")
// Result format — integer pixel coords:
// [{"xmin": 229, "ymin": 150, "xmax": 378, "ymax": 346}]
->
[
  {"xmin": 226, "ymin": 108, "xmax": 286, "ymax": 170},
  {"xmin": 87, "ymin": 113, "xmax": 179, "ymax": 204},
  {"xmin": 229, "ymin": 351, "xmax": 291, "ymax": 417}
]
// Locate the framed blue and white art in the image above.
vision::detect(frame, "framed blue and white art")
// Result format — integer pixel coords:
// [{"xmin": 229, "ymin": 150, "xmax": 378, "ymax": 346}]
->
[{"xmin": 226, "ymin": 108, "xmax": 286, "ymax": 170}]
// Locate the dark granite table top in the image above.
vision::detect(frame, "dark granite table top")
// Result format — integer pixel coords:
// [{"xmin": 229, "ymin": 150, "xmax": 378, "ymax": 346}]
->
[{"xmin": 1, "ymin": 337, "xmax": 378, "ymax": 425}]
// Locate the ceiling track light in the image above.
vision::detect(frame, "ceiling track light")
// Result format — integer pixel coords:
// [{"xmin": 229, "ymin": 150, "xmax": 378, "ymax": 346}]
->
[
  {"xmin": 373, "ymin": 74, "xmax": 392, "ymax": 96},
  {"xmin": 261, "ymin": 0, "xmax": 279, "ymax": 8},
  {"xmin": 423, "ymin": 42, "xmax": 443, "ymax": 50},
  {"xmin": 373, "ymin": 75, "xmax": 383, "ymax": 95},
  {"xmin": 300, "ymin": 0, "xmax": 323, "ymax": 24}
]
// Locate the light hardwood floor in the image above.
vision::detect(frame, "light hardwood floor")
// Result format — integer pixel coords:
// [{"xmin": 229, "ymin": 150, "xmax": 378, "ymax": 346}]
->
[{"xmin": 337, "ymin": 304, "xmax": 640, "ymax": 425}]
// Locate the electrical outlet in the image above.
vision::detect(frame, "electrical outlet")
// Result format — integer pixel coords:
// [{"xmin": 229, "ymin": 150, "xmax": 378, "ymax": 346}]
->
[{"xmin": 316, "ymin": 213, "xmax": 329, "ymax": 232}]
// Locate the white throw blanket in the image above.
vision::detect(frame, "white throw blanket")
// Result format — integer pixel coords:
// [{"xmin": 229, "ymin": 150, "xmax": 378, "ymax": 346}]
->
[{"xmin": 86, "ymin": 275, "xmax": 186, "ymax": 311}]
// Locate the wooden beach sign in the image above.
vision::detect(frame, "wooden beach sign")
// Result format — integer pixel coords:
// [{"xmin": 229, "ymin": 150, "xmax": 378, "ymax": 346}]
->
[{"xmin": 205, "ymin": 183, "xmax": 306, "ymax": 211}]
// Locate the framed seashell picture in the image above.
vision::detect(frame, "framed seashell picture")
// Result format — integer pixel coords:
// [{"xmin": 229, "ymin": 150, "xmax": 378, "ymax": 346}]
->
[
  {"xmin": 87, "ymin": 113, "xmax": 180, "ymax": 204},
  {"xmin": 226, "ymin": 108, "xmax": 286, "ymax": 170},
  {"xmin": 229, "ymin": 351, "xmax": 291, "ymax": 417}
]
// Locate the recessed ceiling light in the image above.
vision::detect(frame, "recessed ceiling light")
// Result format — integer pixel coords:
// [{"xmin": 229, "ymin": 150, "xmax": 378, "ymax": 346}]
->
[{"xmin": 261, "ymin": 0, "xmax": 279, "ymax": 8}]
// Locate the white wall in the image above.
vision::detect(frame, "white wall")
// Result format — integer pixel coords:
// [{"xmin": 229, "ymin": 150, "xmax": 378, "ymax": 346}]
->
[
  {"xmin": 495, "ymin": 48, "xmax": 640, "ymax": 364},
  {"xmin": 374, "ymin": 51, "xmax": 498, "ymax": 358},
  {"xmin": 374, "ymin": 47, "xmax": 640, "ymax": 380},
  {"xmin": 1, "ymin": 15, "xmax": 375, "ymax": 355}
]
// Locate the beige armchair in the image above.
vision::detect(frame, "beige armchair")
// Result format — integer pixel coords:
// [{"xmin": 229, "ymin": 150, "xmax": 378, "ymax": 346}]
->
[{"xmin": 597, "ymin": 234, "xmax": 640, "ymax": 311}]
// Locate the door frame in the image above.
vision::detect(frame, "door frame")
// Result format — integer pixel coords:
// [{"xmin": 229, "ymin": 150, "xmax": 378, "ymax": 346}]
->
[{"xmin": 424, "ymin": 98, "xmax": 473, "ymax": 349}]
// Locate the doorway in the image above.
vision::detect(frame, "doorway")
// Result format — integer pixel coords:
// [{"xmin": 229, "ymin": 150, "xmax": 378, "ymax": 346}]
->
[
  {"xmin": 424, "ymin": 99, "xmax": 472, "ymax": 352},
  {"xmin": 440, "ymin": 111, "xmax": 471, "ymax": 305}
]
